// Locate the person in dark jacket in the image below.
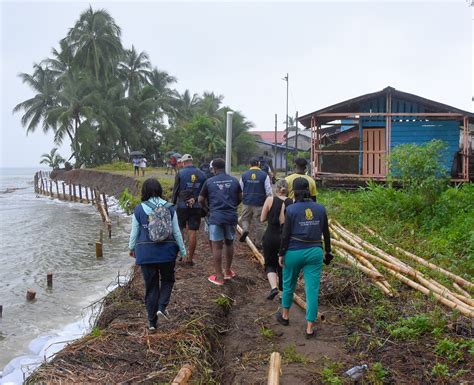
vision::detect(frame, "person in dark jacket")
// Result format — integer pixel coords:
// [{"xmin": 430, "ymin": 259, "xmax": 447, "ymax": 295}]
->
[
  {"xmin": 260, "ymin": 179, "xmax": 293, "ymax": 300},
  {"xmin": 129, "ymin": 178, "xmax": 186, "ymax": 331},
  {"xmin": 238, "ymin": 158, "xmax": 272, "ymax": 248},
  {"xmin": 276, "ymin": 177, "xmax": 333, "ymax": 338},
  {"xmin": 172, "ymin": 154, "xmax": 206, "ymax": 266}
]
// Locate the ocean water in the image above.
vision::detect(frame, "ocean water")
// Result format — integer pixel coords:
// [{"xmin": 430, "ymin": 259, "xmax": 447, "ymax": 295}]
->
[{"xmin": 0, "ymin": 168, "xmax": 133, "ymax": 383}]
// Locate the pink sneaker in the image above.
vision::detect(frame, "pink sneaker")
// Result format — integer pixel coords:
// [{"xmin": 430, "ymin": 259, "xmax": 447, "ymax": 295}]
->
[
  {"xmin": 208, "ymin": 275, "xmax": 224, "ymax": 286},
  {"xmin": 224, "ymin": 270, "xmax": 237, "ymax": 280}
]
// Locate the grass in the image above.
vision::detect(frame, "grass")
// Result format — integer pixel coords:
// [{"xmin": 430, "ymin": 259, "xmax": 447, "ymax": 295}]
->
[
  {"xmin": 259, "ymin": 326, "xmax": 275, "ymax": 339},
  {"xmin": 282, "ymin": 344, "xmax": 309, "ymax": 365},
  {"xmin": 213, "ymin": 294, "xmax": 233, "ymax": 315}
]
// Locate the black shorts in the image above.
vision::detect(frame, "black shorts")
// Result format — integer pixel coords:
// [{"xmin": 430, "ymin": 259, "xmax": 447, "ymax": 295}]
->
[{"xmin": 177, "ymin": 208, "xmax": 202, "ymax": 231}]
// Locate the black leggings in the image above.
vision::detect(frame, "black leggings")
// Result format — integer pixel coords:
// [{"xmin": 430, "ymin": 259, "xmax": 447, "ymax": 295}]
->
[{"xmin": 262, "ymin": 230, "xmax": 283, "ymax": 291}]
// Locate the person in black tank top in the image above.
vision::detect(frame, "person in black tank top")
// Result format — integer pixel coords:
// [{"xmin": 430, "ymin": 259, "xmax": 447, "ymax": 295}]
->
[{"xmin": 260, "ymin": 179, "xmax": 293, "ymax": 300}]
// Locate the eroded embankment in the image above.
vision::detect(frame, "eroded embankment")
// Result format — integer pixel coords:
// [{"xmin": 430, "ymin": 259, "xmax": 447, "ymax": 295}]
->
[{"xmin": 51, "ymin": 169, "xmax": 140, "ymax": 197}]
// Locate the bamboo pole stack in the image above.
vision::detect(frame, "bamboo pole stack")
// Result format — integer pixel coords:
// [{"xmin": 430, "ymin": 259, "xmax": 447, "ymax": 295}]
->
[{"xmin": 330, "ymin": 221, "xmax": 473, "ymax": 318}]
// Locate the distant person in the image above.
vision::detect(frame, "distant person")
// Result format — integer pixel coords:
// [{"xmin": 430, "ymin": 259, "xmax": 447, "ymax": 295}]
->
[
  {"xmin": 128, "ymin": 178, "xmax": 186, "ymax": 331},
  {"xmin": 285, "ymin": 158, "xmax": 317, "ymax": 201},
  {"xmin": 139, "ymin": 157, "xmax": 147, "ymax": 177},
  {"xmin": 172, "ymin": 154, "xmax": 206, "ymax": 266},
  {"xmin": 276, "ymin": 177, "xmax": 333, "ymax": 338},
  {"xmin": 259, "ymin": 157, "xmax": 275, "ymax": 184},
  {"xmin": 239, "ymin": 158, "xmax": 272, "ymax": 248},
  {"xmin": 169, "ymin": 155, "xmax": 178, "ymax": 175},
  {"xmin": 198, "ymin": 158, "xmax": 242, "ymax": 285},
  {"xmin": 133, "ymin": 157, "xmax": 140, "ymax": 177},
  {"xmin": 260, "ymin": 179, "xmax": 293, "ymax": 300},
  {"xmin": 199, "ymin": 160, "xmax": 214, "ymax": 179}
]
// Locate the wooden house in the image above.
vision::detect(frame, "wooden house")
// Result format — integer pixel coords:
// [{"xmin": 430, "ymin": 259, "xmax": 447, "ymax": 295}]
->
[{"xmin": 298, "ymin": 87, "xmax": 473, "ymax": 182}]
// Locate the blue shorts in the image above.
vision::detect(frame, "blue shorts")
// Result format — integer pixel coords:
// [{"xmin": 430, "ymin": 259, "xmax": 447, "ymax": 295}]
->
[{"xmin": 208, "ymin": 224, "xmax": 236, "ymax": 241}]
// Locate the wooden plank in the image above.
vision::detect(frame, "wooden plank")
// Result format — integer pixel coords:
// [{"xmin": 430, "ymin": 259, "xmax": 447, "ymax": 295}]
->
[
  {"xmin": 380, "ymin": 129, "xmax": 387, "ymax": 175},
  {"xmin": 362, "ymin": 129, "xmax": 368, "ymax": 175},
  {"xmin": 374, "ymin": 129, "xmax": 380, "ymax": 176}
]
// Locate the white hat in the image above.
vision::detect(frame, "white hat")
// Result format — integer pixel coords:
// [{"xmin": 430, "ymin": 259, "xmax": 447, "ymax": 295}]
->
[{"xmin": 180, "ymin": 154, "xmax": 193, "ymax": 162}]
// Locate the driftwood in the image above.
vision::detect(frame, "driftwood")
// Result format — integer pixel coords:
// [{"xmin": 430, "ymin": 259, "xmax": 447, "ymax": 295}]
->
[
  {"xmin": 267, "ymin": 352, "xmax": 281, "ymax": 385},
  {"xmin": 171, "ymin": 364, "xmax": 193, "ymax": 385},
  {"xmin": 362, "ymin": 224, "xmax": 473, "ymax": 290}
]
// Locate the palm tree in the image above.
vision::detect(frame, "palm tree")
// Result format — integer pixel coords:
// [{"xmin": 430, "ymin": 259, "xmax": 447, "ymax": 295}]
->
[
  {"xmin": 40, "ymin": 147, "xmax": 65, "ymax": 169},
  {"xmin": 13, "ymin": 64, "xmax": 57, "ymax": 135},
  {"xmin": 64, "ymin": 6, "xmax": 123, "ymax": 81},
  {"xmin": 147, "ymin": 68, "xmax": 177, "ymax": 118},
  {"xmin": 118, "ymin": 46, "xmax": 151, "ymax": 97},
  {"xmin": 172, "ymin": 89, "xmax": 201, "ymax": 123}
]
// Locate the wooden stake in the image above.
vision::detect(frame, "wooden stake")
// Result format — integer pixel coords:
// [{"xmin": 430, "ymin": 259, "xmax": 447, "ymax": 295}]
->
[
  {"xmin": 49, "ymin": 180, "xmax": 53, "ymax": 197},
  {"xmin": 102, "ymin": 193, "xmax": 108, "ymax": 215},
  {"xmin": 72, "ymin": 184, "xmax": 77, "ymax": 202},
  {"xmin": 55, "ymin": 181, "xmax": 59, "ymax": 199},
  {"xmin": 99, "ymin": 230, "xmax": 103, "ymax": 243},
  {"xmin": 26, "ymin": 289, "xmax": 36, "ymax": 301},
  {"xmin": 267, "ymin": 352, "xmax": 281, "ymax": 385},
  {"xmin": 85, "ymin": 187, "xmax": 89, "ymax": 203},
  {"xmin": 171, "ymin": 364, "xmax": 193, "ymax": 385},
  {"xmin": 0, "ymin": 305, "xmax": 3, "ymax": 317},
  {"xmin": 62, "ymin": 182, "xmax": 66, "ymax": 200},
  {"xmin": 47, "ymin": 272, "xmax": 53, "ymax": 288},
  {"xmin": 96, "ymin": 242, "xmax": 103, "ymax": 258},
  {"xmin": 78, "ymin": 184, "xmax": 83, "ymax": 202},
  {"xmin": 361, "ymin": 224, "xmax": 474, "ymax": 290},
  {"xmin": 68, "ymin": 184, "xmax": 72, "ymax": 201}
]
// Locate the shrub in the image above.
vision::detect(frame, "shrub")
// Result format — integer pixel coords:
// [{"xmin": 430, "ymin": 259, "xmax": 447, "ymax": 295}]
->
[
  {"xmin": 118, "ymin": 188, "xmax": 140, "ymax": 215},
  {"xmin": 435, "ymin": 338, "xmax": 463, "ymax": 362}
]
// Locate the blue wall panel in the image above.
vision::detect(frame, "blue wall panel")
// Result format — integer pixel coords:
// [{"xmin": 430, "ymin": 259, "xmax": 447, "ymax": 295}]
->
[{"xmin": 391, "ymin": 120, "xmax": 460, "ymax": 170}]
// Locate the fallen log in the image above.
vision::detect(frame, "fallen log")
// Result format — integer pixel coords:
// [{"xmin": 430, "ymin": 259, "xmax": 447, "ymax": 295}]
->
[
  {"xmin": 267, "ymin": 352, "xmax": 281, "ymax": 385},
  {"xmin": 361, "ymin": 224, "xmax": 473, "ymax": 290},
  {"xmin": 171, "ymin": 364, "xmax": 193, "ymax": 385}
]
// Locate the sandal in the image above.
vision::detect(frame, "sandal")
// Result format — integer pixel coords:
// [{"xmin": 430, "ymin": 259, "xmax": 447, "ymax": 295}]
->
[
  {"xmin": 276, "ymin": 312, "xmax": 289, "ymax": 326},
  {"xmin": 208, "ymin": 275, "xmax": 224, "ymax": 286},
  {"xmin": 224, "ymin": 270, "xmax": 237, "ymax": 280},
  {"xmin": 306, "ymin": 329, "xmax": 317, "ymax": 339}
]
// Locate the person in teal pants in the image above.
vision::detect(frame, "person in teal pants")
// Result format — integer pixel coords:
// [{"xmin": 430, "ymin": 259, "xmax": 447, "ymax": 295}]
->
[{"xmin": 277, "ymin": 177, "xmax": 333, "ymax": 338}]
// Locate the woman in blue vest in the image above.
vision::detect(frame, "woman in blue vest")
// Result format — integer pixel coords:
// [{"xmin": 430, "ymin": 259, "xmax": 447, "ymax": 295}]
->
[
  {"xmin": 277, "ymin": 177, "xmax": 333, "ymax": 338},
  {"xmin": 129, "ymin": 178, "xmax": 186, "ymax": 331}
]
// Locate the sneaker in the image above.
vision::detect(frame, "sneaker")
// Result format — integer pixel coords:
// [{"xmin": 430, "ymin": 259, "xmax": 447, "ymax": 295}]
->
[
  {"xmin": 239, "ymin": 231, "xmax": 249, "ymax": 242},
  {"xmin": 157, "ymin": 310, "xmax": 170, "ymax": 320},
  {"xmin": 208, "ymin": 275, "xmax": 225, "ymax": 286},
  {"xmin": 267, "ymin": 288, "xmax": 279, "ymax": 300},
  {"xmin": 224, "ymin": 270, "xmax": 237, "ymax": 280},
  {"xmin": 276, "ymin": 312, "xmax": 289, "ymax": 326},
  {"xmin": 148, "ymin": 324, "xmax": 157, "ymax": 332}
]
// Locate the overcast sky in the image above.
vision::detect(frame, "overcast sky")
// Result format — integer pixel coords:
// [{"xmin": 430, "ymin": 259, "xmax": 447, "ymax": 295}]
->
[{"xmin": 1, "ymin": 0, "xmax": 472, "ymax": 168}]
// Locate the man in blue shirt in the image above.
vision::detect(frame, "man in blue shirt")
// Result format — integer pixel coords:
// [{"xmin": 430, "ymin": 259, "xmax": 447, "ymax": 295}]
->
[
  {"xmin": 199, "ymin": 158, "xmax": 242, "ymax": 285},
  {"xmin": 239, "ymin": 158, "xmax": 272, "ymax": 248},
  {"xmin": 172, "ymin": 154, "xmax": 206, "ymax": 266}
]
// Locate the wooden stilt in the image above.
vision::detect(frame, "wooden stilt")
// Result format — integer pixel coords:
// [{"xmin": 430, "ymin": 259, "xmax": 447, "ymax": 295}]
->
[
  {"xmin": 47, "ymin": 272, "xmax": 53, "ymax": 288},
  {"xmin": 72, "ymin": 184, "xmax": 77, "ymax": 202},
  {"xmin": 0, "ymin": 305, "xmax": 3, "ymax": 317},
  {"xmin": 96, "ymin": 242, "xmax": 103, "ymax": 258},
  {"xmin": 26, "ymin": 289, "xmax": 36, "ymax": 301},
  {"xmin": 55, "ymin": 181, "xmax": 59, "ymax": 199},
  {"xmin": 49, "ymin": 180, "xmax": 53, "ymax": 197},
  {"xmin": 85, "ymin": 187, "xmax": 89, "ymax": 203},
  {"xmin": 78, "ymin": 184, "xmax": 83, "ymax": 202},
  {"xmin": 68, "ymin": 184, "xmax": 72, "ymax": 201}
]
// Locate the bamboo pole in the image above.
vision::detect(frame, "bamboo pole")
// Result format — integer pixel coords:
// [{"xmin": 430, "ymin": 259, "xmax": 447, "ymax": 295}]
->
[
  {"xmin": 171, "ymin": 364, "xmax": 193, "ymax": 385},
  {"xmin": 332, "ymin": 238, "xmax": 473, "ymax": 313},
  {"xmin": 267, "ymin": 352, "xmax": 281, "ymax": 385},
  {"xmin": 453, "ymin": 283, "xmax": 471, "ymax": 299},
  {"xmin": 333, "ymin": 247, "xmax": 385, "ymax": 281},
  {"xmin": 330, "ymin": 227, "xmax": 392, "ymax": 290},
  {"xmin": 361, "ymin": 225, "xmax": 473, "ymax": 290},
  {"xmin": 334, "ymin": 247, "xmax": 393, "ymax": 296}
]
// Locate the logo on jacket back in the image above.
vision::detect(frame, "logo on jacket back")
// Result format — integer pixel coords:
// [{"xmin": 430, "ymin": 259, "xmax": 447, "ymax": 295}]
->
[
  {"xmin": 191, "ymin": 174, "xmax": 197, "ymax": 183},
  {"xmin": 251, "ymin": 173, "xmax": 256, "ymax": 180},
  {"xmin": 305, "ymin": 208, "xmax": 313, "ymax": 220}
]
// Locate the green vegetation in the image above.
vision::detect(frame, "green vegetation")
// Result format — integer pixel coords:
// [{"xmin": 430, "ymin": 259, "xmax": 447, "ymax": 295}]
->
[
  {"xmin": 388, "ymin": 312, "xmax": 445, "ymax": 341},
  {"xmin": 213, "ymin": 294, "xmax": 233, "ymax": 315},
  {"xmin": 118, "ymin": 188, "xmax": 141, "ymax": 215},
  {"xmin": 435, "ymin": 338, "xmax": 463, "ymax": 362},
  {"xmin": 259, "ymin": 326, "xmax": 275, "ymax": 339},
  {"xmin": 321, "ymin": 367, "xmax": 343, "ymax": 385},
  {"xmin": 431, "ymin": 363, "xmax": 449, "ymax": 379},
  {"xmin": 39, "ymin": 147, "xmax": 65, "ymax": 169},
  {"xmin": 318, "ymin": 142, "xmax": 474, "ymax": 278},
  {"xmin": 90, "ymin": 326, "xmax": 102, "ymax": 338},
  {"xmin": 366, "ymin": 362, "xmax": 387, "ymax": 384},
  {"xmin": 15, "ymin": 6, "xmax": 256, "ymax": 168},
  {"xmin": 282, "ymin": 344, "xmax": 308, "ymax": 364}
]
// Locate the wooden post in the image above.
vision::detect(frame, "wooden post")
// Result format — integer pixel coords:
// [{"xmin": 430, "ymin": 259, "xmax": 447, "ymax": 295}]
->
[
  {"xmin": 0, "ymin": 305, "xmax": 3, "ymax": 317},
  {"xmin": 267, "ymin": 352, "xmax": 281, "ymax": 385},
  {"xmin": 108, "ymin": 223, "xmax": 112, "ymax": 239},
  {"xmin": 78, "ymin": 184, "xmax": 83, "ymax": 202},
  {"xmin": 95, "ymin": 241, "xmax": 103, "ymax": 258},
  {"xmin": 68, "ymin": 184, "xmax": 72, "ymax": 201},
  {"xmin": 26, "ymin": 289, "xmax": 36, "ymax": 301},
  {"xmin": 72, "ymin": 184, "xmax": 77, "ymax": 202},
  {"xmin": 85, "ymin": 186, "xmax": 89, "ymax": 203},
  {"xmin": 62, "ymin": 183, "xmax": 66, "ymax": 200},
  {"xmin": 55, "ymin": 181, "xmax": 59, "ymax": 199},
  {"xmin": 47, "ymin": 273, "xmax": 53, "ymax": 288},
  {"xmin": 102, "ymin": 193, "xmax": 108, "ymax": 215},
  {"xmin": 171, "ymin": 364, "xmax": 193, "ymax": 385},
  {"xmin": 49, "ymin": 180, "xmax": 53, "ymax": 197},
  {"xmin": 40, "ymin": 178, "xmax": 45, "ymax": 194},
  {"xmin": 99, "ymin": 230, "xmax": 103, "ymax": 243}
]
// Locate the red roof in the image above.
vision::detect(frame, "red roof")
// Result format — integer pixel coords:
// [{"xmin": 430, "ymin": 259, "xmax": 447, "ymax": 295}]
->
[{"xmin": 250, "ymin": 130, "xmax": 285, "ymax": 144}]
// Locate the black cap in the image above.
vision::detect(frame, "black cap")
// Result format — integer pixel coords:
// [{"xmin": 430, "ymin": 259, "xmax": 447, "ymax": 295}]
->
[{"xmin": 293, "ymin": 177, "xmax": 310, "ymax": 192}]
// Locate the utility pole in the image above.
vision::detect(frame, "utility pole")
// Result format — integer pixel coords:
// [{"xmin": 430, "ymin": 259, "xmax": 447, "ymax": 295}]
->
[
  {"xmin": 274, "ymin": 114, "xmax": 278, "ymax": 171},
  {"xmin": 283, "ymin": 73, "xmax": 289, "ymax": 175},
  {"xmin": 225, "ymin": 111, "xmax": 233, "ymax": 174},
  {"xmin": 295, "ymin": 111, "xmax": 299, "ymax": 155}
]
